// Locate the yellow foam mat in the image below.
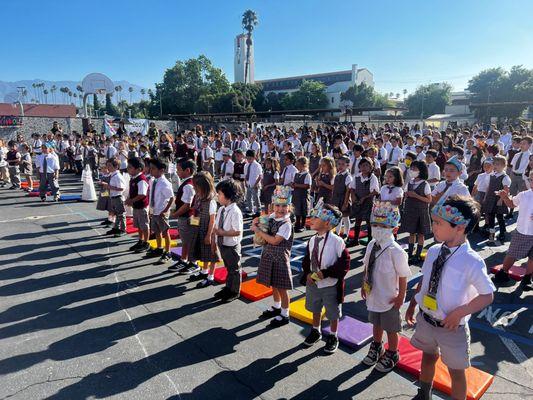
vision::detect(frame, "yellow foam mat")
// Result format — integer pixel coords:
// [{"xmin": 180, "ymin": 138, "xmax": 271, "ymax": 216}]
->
[
  {"xmin": 148, "ymin": 239, "xmax": 178, "ymax": 249},
  {"xmin": 290, "ymin": 297, "xmax": 325, "ymax": 324}
]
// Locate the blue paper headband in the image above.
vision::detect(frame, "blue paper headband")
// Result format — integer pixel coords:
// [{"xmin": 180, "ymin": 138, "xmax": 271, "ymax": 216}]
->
[
  {"xmin": 431, "ymin": 202, "xmax": 470, "ymax": 226},
  {"xmin": 310, "ymin": 199, "xmax": 341, "ymax": 227}
]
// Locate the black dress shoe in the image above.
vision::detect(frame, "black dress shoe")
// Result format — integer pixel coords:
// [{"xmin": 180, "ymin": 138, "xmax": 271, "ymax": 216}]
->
[
  {"xmin": 269, "ymin": 316, "xmax": 289, "ymax": 327},
  {"xmin": 259, "ymin": 307, "xmax": 281, "ymax": 319}
]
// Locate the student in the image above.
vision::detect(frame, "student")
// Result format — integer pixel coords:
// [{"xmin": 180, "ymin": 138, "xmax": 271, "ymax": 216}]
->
[
  {"xmin": 125, "ymin": 157, "xmax": 151, "ymax": 254},
  {"xmin": 37, "ymin": 143, "xmax": 60, "ymax": 201},
  {"xmin": 213, "ymin": 140, "xmax": 224, "ymax": 176},
  {"xmin": 379, "ymin": 167, "xmax": 404, "ymax": 206},
  {"xmin": 508, "ymin": 136, "xmax": 532, "ymax": 216},
  {"xmin": 406, "ymin": 196, "xmax": 494, "ymax": 400},
  {"xmin": 291, "ymin": 157, "xmax": 312, "ymax": 232},
  {"xmin": 244, "ymin": 149, "xmax": 263, "ymax": 217},
  {"xmin": 253, "ymin": 186, "xmax": 294, "ymax": 328},
  {"xmin": 347, "ymin": 157, "xmax": 380, "ymax": 246},
  {"xmin": 6, "ymin": 140, "xmax": 21, "ymax": 189},
  {"xmin": 349, "ymin": 144, "xmax": 364, "ymax": 176},
  {"xmin": 280, "ymin": 152, "xmax": 298, "ymax": 186},
  {"xmin": 212, "ymin": 179, "xmax": 244, "ymax": 301},
  {"xmin": 103, "ymin": 158, "xmax": 127, "ymax": 237},
  {"xmin": 331, "ymin": 156, "xmax": 353, "ymax": 238},
  {"xmin": 220, "ymin": 149, "xmax": 234, "ymax": 181},
  {"xmin": 96, "ymin": 164, "xmax": 115, "ymax": 227},
  {"xmin": 472, "ymin": 159, "xmax": 493, "ymax": 204},
  {"xmin": 0, "ymin": 139, "xmax": 9, "ymax": 187},
  {"xmin": 169, "ymin": 159, "xmax": 198, "ymax": 273},
  {"xmin": 425, "ymin": 150, "xmax": 441, "ymax": 190},
  {"xmin": 399, "ymin": 160, "xmax": 432, "ymax": 262},
  {"xmin": 315, "ymin": 156, "xmax": 335, "ymax": 204},
  {"xmin": 480, "ymin": 155, "xmax": 511, "ymax": 243},
  {"xmin": 200, "ymin": 138, "xmax": 215, "ymax": 177},
  {"xmin": 19, "ymin": 144, "xmax": 33, "ymax": 192},
  {"xmin": 386, "ymin": 136, "xmax": 403, "ymax": 168},
  {"xmin": 361, "ymin": 201, "xmax": 410, "ymax": 372},
  {"xmin": 232, "ymin": 149, "xmax": 246, "ymax": 195},
  {"xmin": 431, "ymin": 156, "xmax": 470, "ymax": 205},
  {"xmin": 300, "ymin": 202, "xmax": 350, "ymax": 354},
  {"xmin": 309, "ymin": 143, "xmax": 323, "ymax": 205},
  {"xmin": 260, "ymin": 157, "xmax": 280, "ymax": 214},
  {"xmin": 492, "ymin": 172, "xmax": 533, "ymax": 291}
]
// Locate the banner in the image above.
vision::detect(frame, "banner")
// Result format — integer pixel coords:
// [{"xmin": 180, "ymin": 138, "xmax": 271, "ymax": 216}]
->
[
  {"xmin": 0, "ymin": 116, "xmax": 23, "ymax": 127},
  {"xmin": 104, "ymin": 118, "xmax": 148, "ymax": 137}
]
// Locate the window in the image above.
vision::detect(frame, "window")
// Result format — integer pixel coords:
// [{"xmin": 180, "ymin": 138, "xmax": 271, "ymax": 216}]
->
[{"xmin": 331, "ymin": 97, "xmax": 335, "ymax": 104}]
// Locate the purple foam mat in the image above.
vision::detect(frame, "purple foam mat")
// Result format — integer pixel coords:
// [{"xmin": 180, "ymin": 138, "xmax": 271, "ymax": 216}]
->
[
  {"xmin": 170, "ymin": 247, "xmax": 182, "ymax": 257},
  {"xmin": 322, "ymin": 316, "xmax": 373, "ymax": 347}
]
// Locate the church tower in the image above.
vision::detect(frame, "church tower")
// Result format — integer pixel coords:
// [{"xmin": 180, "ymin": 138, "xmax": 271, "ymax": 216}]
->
[{"xmin": 234, "ymin": 34, "xmax": 254, "ymax": 84}]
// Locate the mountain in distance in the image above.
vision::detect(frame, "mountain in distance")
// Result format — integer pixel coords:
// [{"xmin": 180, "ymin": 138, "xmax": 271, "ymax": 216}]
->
[{"xmin": 0, "ymin": 79, "xmax": 150, "ymax": 105}]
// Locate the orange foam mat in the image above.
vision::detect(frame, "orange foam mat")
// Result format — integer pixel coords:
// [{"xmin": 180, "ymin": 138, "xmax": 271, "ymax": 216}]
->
[
  {"xmin": 240, "ymin": 278, "xmax": 273, "ymax": 301},
  {"xmin": 388, "ymin": 336, "xmax": 493, "ymax": 400},
  {"xmin": 21, "ymin": 181, "xmax": 39, "ymax": 188},
  {"xmin": 490, "ymin": 264, "xmax": 527, "ymax": 281}
]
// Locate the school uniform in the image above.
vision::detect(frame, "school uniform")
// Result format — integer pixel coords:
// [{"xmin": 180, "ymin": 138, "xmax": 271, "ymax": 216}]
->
[
  {"xmin": 109, "ymin": 171, "xmax": 127, "ymax": 232},
  {"xmin": 399, "ymin": 180, "xmax": 431, "ymax": 236},
  {"xmin": 0, "ymin": 147, "xmax": 9, "ymax": 185},
  {"xmin": 481, "ymin": 172, "xmax": 511, "ymax": 215},
  {"xmin": 214, "ymin": 149, "xmax": 223, "ymax": 176},
  {"xmin": 244, "ymin": 161, "xmax": 263, "ymax": 214},
  {"xmin": 232, "ymin": 161, "xmax": 246, "ymax": 194},
  {"xmin": 190, "ymin": 196, "xmax": 219, "ymax": 263},
  {"xmin": 331, "ymin": 171, "xmax": 352, "ymax": 215},
  {"xmin": 280, "ymin": 164, "xmax": 298, "ymax": 186},
  {"xmin": 200, "ymin": 146, "xmax": 215, "ymax": 177},
  {"xmin": 427, "ymin": 162, "xmax": 441, "ymax": 190},
  {"xmin": 6, "ymin": 149, "xmax": 21, "ymax": 187},
  {"xmin": 260, "ymin": 169, "xmax": 279, "ymax": 207},
  {"xmin": 379, "ymin": 185, "xmax": 403, "ymax": 203},
  {"xmin": 129, "ymin": 173, "xmax": 150, "ymax": 232},
  {"xmin": 473, "ymin": 172, "xmax": 490, "ymax": 203},
  {"xmin": 509, "ymin": 150, "xmax": 530, "ymax": 195},
  {"xmin": 349, "ymin": 173, "xmax": 379, "ymax": 220},
  {"xmin": 215, "ymin": 202, "xmax": 244, "ymax": 294},
  {"xmin": 96, "ymin": 173, "xmax": 111, "ymax": 212},
  {"xmin": 386, "ymin": 146, "xmax": 403, "ymax": 167},
  {"xmin": 412, "ymin": 241, "xmax": 495, "ymax": 369},
  {"xmin": 507, "ymin": 189, "xmax": 533, "ymax": 260},
  {"xmin": 300, "ymin": 232, "xmax": 351, "ymax": 321},
  {"xmin": 149, "ymin": 175, "xmax": 174, "ymax": 235},
  {"xmin": 174, "ymin": 176, "xmax": 195, "ymax": 240},
  {"xmin": 363, "ymin": 238, "xmax": 411, "ymax": 332},
  {"xmin": 20, "ymin": 153, "xmax": 33, "ymax": 177},
  {"xmin": 37, "ymin": 153, "xmax": 60, "ymax": 198},
  {"xmin": 431, "ymin": 178, "xmax": 469, "ymax": 203},
  {"xmin": 316, "ymin": 173, "xmax": 334, "ymax": 204},
  {"xmin": 257, "ymin": 214, "xmax": 294, "ymax": 290},
  {"xmin": 309, "ymin": 155, "xmax": 321, "ymax": 195},
  {"xmin": 292, "ymin": 171, "xmax": 312, "ymax": 217},
  {"xmin": 220, "ymin": 159, "xmax": 234, "ymax": 181},
  {"xmin": 350, "ymin": 156, "xmax": 362, "ymax": 176}
]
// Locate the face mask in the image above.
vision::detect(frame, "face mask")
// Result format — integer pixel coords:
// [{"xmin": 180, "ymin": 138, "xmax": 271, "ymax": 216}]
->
[
  {"xmin": 408, "ymin": 170, "xmax": 419, "ymax": 180},
  {"xmin": 373, "ymin": 226, "xmax": 394, "ymax": 245}
]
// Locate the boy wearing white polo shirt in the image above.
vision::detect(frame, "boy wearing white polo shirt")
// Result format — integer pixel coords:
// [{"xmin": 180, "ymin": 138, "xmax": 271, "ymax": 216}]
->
[
  {"xmin": 103, "ymin": 159, "xmax": 127, "ymax": 237},
  {"xmin": 244, "ymin": 149, "xmax": 263, "ymax": 217},
  {"xmin": 492, "ymin": 172, "xmax": 533, "ymax": 292},
  {"xmin": 431, "ymin": 157, "xmax": 470, "ymax": 204},
  {"xmin": 406, "ymin": 195, "xmax": 494, "ymax": 400},
  {"xmin": 362, "ymin": 202, "xmax": 410, "ymax": 372}
]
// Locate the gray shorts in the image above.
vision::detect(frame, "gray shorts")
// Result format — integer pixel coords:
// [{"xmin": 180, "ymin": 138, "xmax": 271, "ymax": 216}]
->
[
  {"xmin": 151, "ymin": 214, "xmax": 170, "ymax": 235},
  {"xmin": 411, "ymin": 312, "xmax": 471, "ymax": 370},
  {"xmin": 176, "ymin": 217, "xmax": 197, "ymax": 246},
  {"xmin": 368, "ymin": 307, "xmax": 402, "ymax": 333},
  {"xmin": 305, "ymin": 284, "xmax": 342, "ymax": 321},
  {"xmin": 133, "ymin": 208, "xmax": 149, "ymax": 231},
  {"xmin": 109, "ymin": 196, "xmax": 125, "ymax": 215}
]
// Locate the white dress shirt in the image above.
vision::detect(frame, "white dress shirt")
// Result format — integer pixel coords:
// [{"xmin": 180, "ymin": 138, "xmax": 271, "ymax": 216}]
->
[
  {"xmin": 215, "ymin": 202, "xmax": 243, "ymax": 246},
  {"xmin": 386, "ymin": 146, "xmax": 403, "ymax": 165},
  {"xmin": 149, "ymin": 175, "xmax": 174, "ymax": 215},
  {"xmin": 380, "ymin": 185, "xmax": 404, "ymax": 201},
  {"xmin": 109, "ymin": 171, "xmax": 126, "ymax": 199},
  {"xmin": 37, "ymin": 153, "xmax": 60, "ymax": 173},
  {"xmin": 349, "ymin": 173, "xmax": 380, "ymax": 193},
  {"xmin": 474, "ymin": 172, "xmax": 491, "ymax": 193},
  {"xmin": 244, "ymin": 161, "xmax": 263, "ymax": 187},
  {"xmin": 511, "ymin": 151, "xmax": 531, "ymax": 174},
  {"xmin": 512, "ymin": 189, "xmax": 533, "ymax": 235},
  {"xmin": 431, "ymin": 179, "xmax": 470, "ymax": 201},
  {"xmin": 307, "ymin": 232, "xmax": 346, "ymax": 289},
  {"xmin": 280, "ymin": 164, "xmax": 298, "ymax": 185}
]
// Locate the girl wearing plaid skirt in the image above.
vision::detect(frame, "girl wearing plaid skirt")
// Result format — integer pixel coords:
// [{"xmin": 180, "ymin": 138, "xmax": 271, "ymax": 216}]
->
[{"xmin": 252, "ymin": 186, "xmax": 294, "ymax": 328}]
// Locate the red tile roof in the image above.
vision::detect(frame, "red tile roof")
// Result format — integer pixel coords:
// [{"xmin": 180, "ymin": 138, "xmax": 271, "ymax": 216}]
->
[{"xmin": 0, "ymin": 103, "xmax": 77, "ymax": 118}]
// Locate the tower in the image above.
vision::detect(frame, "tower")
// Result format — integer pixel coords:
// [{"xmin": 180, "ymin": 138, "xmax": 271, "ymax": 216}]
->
[{"xmin": 234, "ymin": 34, "xmax": 254, "ymax": 84}]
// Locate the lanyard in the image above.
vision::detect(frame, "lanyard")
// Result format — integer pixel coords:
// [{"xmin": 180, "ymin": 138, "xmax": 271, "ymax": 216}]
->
[{"xmin": 316, "ymin": 231, "xmax": 330, "ymax": 268}]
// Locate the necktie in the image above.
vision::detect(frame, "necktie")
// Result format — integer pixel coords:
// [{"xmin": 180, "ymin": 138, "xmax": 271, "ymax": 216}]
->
[
  {"xmin": 245, "ymin": 163, "xmax": 251, "ymax": 182},
  {"xmin": 222, "ymin": 162, "xmax": 227, "ymax": 176},
  {"xmin": 515, "ymin": 152, "xmax": 524, "ymax": 172},
  {"xmin": 107, "ymin": 148, "xmax": 111, "ymax": 159},
  {"xmin": 43, "ymin": 156, "xmax": 48, "ymax": 174},
  {"xmin": 203, "ymin": 149, "xmax": 206, "ymax": 162},
  {"xmin": 151, "ymin": 179, "xmax": 158, "ymax": 206},
  {"xmin": 351, "ymin": 159, "xmax": 356, "ymax": 175},
  {"xmin": 427, "ymin": 246, "xmax": 451, "ymax": 296},
  {"xmin": 388, "ymin": 186, "xmax": 393, "ymax": 194},
  {"xmin": 377, "ymin": 149, "xmax": 382, "ymax": 160},
  {"xmin": 281, "ymin": 167, "xmax": 286, "ymax": 184},
  {"xmin": 365, "ymin": 243, "xmax": 381, "ymax": 286},
  {"xmin": 311, "ymin": 236, "xmax": 323, "ymax": 272},
  {"xmin": 217, "ymin": 208, "xmax": 225, "ymax": 247},
  {"xmin": 388, "ymin": 147, "xmax": 394, "ymax": 162},
  {"xmin": 443, "ymin": 181, "xmax": 452, "ymax": 194}
]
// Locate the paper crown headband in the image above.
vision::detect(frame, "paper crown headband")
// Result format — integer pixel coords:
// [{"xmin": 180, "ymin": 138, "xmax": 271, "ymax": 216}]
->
[
  {"xmin": 446, "ymin": 156, "xmax": 462, "ymax": 172},
  {"xmin": 370, "ymin": 201, "xmax": 401, "ymax": 228},
  {"xmin": 310, "ymin": 198, "xmax": 341, "ymax": 227},
  {"xmin": 431, "ymin": 201, "xmax": 470, "ymax": 226},
  {"xmin": 272, "ymin": 185, "xmax": 292, "ymax": 205}
]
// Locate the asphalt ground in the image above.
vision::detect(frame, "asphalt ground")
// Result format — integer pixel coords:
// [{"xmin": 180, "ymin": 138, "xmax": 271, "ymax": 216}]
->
[{"xmin": 0, "ymin": 174, "xmax": 531, "ymax": 400}]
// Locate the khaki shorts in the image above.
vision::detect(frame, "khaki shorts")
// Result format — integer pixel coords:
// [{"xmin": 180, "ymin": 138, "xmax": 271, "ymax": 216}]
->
[
  {"xmin": 133, "ymin": 208, "xmax": 149, "ymax": 231},
  {"xmin": 411, "ymin": 312, "xmax": 471, "ymax": 370},
  {"xmin": 150, "ymin": 214, "xmax": 170, "ymax": 235},
  {"xmin": 368, "ymin": 306, "xmax": 402, "ymax": 333}
]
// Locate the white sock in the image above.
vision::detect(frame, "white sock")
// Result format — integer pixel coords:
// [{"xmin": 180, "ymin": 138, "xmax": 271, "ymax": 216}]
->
[
  {"xmin": 207, "ymin": 274, "xmax": 214, "ymax": 281},
  {"xmin": 280, "ymin": 307, "xmax": 289, "ymax": 318},
  {"xmin": 313, "ymin": 324, "xmax": 321, "ymax": 331},
  {"xmin": 273, "ymin": 301, "xmax": 281, "ymax": 309},
  {"xmin": 201, "ymin": 269, "xmax": 208, "ymax": 275},
  {"xmin": 330, "ymin": 330, "xmax": 338, "ymax": 337}
]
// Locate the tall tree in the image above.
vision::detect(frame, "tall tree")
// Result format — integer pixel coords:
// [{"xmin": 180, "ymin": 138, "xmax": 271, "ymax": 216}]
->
[
  {"xmin": 241, "ymin": 9, "xmax": 258, "ymax": 111},
  {"xmin": 43, "ymin": 89, "xmax": 49, "ymax": 104},
  {"xmin": 105, "ymin": 94, "xmax": 119, "ymax": 116},
  {"xmin": 128, "ymin": 86, "xmax": 133, "ymax": 104},
  {"xmin": 341, "ymin": 83, "xmax": 392, "ymax": 108},
  {"xmin": 140, "ymin": 88, "xmax": 146, "ymax": 100},
  {"xmin": 50, "ymin": 85, "xmax": 57, "ymax": 103},
  {"xmin": 405, "ymin": 83, "xmax": 452, "ymax": 118},
  {"xmin": 280, "ymin": 80, "xmax": 328, "ymax": 110}
]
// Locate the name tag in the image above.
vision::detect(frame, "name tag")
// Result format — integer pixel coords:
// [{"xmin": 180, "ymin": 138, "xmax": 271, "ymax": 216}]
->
[
  {"xmin": 363, "ymin": 281, "xmax": 372, "ymax": 295},
  {"xmin": 310, "ymin": 272, "xmax": 321, "ymax": 282},
  {"xmin": 189, "ymin": 216, "xmax": 200, "ymax": 226},
  {"xmin": 102, "ymin": 190, "xmax": 109, "ymax": 198},
  {"xmin": 423, "ymin": 294, "xmax": 438, "ymax": 311}
]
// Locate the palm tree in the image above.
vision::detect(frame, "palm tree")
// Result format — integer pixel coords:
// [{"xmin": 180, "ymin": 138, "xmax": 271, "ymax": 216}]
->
[
  {"xmin": 396, "ymin": 93, "xmax": 400, "ymax": 99},
  {"xmin": 128, "ymin": 86, "xmax": 133, "ymax": 104},
  {"xmin": 32, "ymin": 83, "xmax": 38, "ymax": 103},
  {"xmin": 241, "ymin": 9, "xmax": 258, "ymax": 86},
  {"xmin": 114, "ymin": 85, "xmax": 123, "ymax": 103},
  {"xmin": 68, "ymin": 91, "xmax": 73, "ymax": 105},
  {"xmin": 43, "ymin": 89, "xmax": 49, "ymax": 103},
  {"xmin": 403, "ymin": 89, "xmax": 407, "ymax": 99},
  {"xmin": 50, "ymin": 85, "xmax": 57, "ymax": 103},
  {"xmin": 140, "ymin": 88, "xmax": 146, "ymax": 100},
  {"xmin": 389, "ymin": 92, "xmax": 394, "ymax": 99}
]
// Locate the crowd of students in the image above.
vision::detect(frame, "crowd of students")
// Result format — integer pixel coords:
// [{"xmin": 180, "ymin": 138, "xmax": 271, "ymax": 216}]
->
[{"xmin": 1, "ymin": 120, "xmax": 532, "ymax": 400}]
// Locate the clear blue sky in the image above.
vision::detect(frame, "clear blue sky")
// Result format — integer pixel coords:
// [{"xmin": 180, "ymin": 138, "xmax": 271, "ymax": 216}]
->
[{"xmin": 2, "ymin": 0, "xmax": 532, "ymax": 95}]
